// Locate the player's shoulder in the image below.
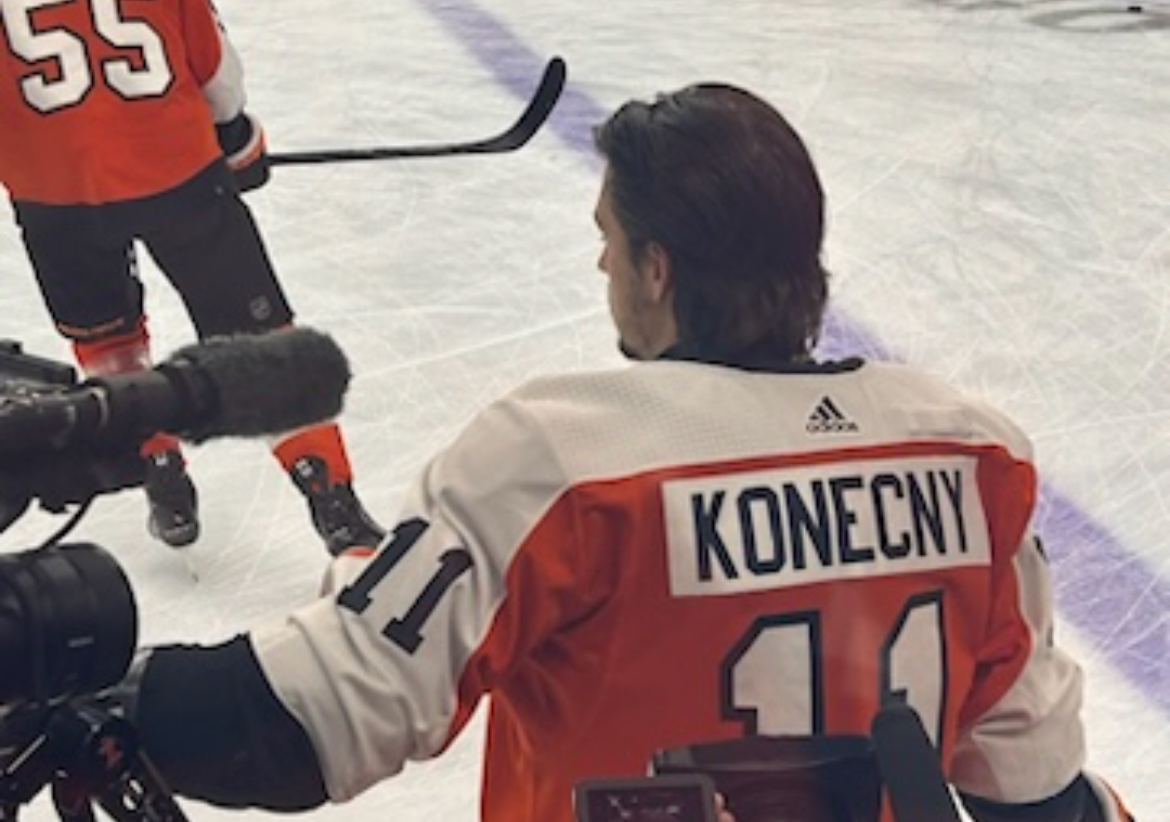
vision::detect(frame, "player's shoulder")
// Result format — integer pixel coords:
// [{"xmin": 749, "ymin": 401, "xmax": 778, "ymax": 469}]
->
[
  {"xmin": 859, "ymin": 360, "xmax": 1034, "ymax": 458},
  {"xmin": 509, "ymin": 361, "xmax": 664, "ymax": 394},
  {"xmin": 496, "ymin": 359, "xmax": 716, "ymax": 421},
  {"xmin": 482, "ymin": 357, "xmax": 1035, "ymax": 463}
]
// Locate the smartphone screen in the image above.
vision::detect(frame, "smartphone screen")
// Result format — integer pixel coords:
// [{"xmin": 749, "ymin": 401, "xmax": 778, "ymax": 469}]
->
[{"xmin": 574, "ymin": 774, "xmax": 718, "ymax": 822}]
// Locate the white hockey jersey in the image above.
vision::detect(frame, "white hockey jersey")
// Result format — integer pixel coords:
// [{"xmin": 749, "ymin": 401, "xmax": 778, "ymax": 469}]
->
[{"xmin": 249, "ymin": 357, "xmax": 1126, "ymax": 822}]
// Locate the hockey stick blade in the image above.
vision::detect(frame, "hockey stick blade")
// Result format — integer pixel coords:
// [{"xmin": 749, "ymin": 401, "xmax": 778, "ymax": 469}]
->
[{"xmin": 269, "ymin": 57, "xmax": 567, "ymax": 166}]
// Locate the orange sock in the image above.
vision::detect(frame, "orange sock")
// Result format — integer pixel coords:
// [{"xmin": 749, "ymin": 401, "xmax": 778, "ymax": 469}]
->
[
  {"xmin": 139, "ymin": 432, "xmax": 183, "ymax": 460},
  {"xmin": 72, "ymin": 318, "xmax": 152, "ymax": 375},
  {"xmin": 72, "ymin": 320, "xmax": 183, "ymax": 460},
  {"xmin": 272, "ymin": 423, "xmax": 352, "ymax": 484}
]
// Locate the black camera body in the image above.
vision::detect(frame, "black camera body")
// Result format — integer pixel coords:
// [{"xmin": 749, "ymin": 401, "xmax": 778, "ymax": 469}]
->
[
  {"xmin": 0, "ymin": 339, "xmax": 77, "ymax": 387},
  {"xmin": 0, "ymin": 341, "xmax": 141, "ymax": 716},
  {"xmin": 0, "ymin": 339, "xmax": 145, "ymax": 529},
  {"xmin": 0, "ymin": 341, "xmax": 156, "ymax": 822}
]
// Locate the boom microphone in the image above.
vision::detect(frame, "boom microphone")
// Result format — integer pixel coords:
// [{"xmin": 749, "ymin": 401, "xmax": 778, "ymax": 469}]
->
[{"xmin": 0, "ymin": 327, "xmax": 351, "ymax": 456}]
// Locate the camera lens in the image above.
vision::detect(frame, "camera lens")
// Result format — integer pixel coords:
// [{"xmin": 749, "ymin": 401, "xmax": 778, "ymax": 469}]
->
[{"xmin": 0, "ymin": 543, "xmax": 137, "ymax": 705}]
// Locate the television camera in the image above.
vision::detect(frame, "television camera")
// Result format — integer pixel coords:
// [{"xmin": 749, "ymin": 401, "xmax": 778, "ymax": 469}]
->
[{"xmin": 0, "ymin": 330, "xmax": 351, "ymax": 822}]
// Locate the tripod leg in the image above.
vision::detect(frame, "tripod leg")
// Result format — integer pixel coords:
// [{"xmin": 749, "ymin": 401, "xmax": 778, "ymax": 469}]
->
[{"xmin": 51, "ymin": 775, "xmax": 98, "ymax": 822}]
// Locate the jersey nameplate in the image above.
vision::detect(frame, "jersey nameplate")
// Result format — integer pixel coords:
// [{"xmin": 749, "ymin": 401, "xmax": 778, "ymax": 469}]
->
[{"xmin": 663, "ymin": 455, "xmax": 990, "ymax": 596}]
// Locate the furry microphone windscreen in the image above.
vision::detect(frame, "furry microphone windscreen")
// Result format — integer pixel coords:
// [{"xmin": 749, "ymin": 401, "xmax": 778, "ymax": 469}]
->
[{"xmin": 165, "ymin": 327, "xmax": 352, "ymax": 442}]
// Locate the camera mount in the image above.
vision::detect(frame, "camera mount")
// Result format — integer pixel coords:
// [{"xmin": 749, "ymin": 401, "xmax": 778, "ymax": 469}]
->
[{"xmin": 1, "ymin": 700, "xmax": 187, "ymax": 822}]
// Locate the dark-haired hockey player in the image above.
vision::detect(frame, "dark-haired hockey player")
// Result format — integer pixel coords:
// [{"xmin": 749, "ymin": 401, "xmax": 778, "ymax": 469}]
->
[{"xmin": 105, "ymin": 82, "xmax": 1130, "ymax": 822}]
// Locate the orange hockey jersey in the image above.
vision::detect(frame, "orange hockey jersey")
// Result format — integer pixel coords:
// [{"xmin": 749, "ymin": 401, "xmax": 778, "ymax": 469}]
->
[
  {"xmin": 0, "ymin": 0, "xmax": 246, "ymax": 204},
  {"xmin": 250, "ymin": 358, "xmax": 1128, "ymax": 822}
]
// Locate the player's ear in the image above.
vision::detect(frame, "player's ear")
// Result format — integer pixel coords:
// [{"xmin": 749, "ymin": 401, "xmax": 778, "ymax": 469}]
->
[{"xmin": 641, "ymin": 240, "xmax": 674, "ymax": 304}]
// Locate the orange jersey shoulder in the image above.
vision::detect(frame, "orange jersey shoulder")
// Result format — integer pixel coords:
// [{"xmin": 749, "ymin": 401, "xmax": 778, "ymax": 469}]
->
[{"xmin": 0, "ymin": 0, "xmax": 228, "ymax": 203}]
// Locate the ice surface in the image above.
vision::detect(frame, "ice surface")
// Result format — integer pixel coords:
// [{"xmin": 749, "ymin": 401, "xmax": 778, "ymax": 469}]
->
[{"xmin": 2, "ymin": 0, "xmax": 1166, "ymax": 820}]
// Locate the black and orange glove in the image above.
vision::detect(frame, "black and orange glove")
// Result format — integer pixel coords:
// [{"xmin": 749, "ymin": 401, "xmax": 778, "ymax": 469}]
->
[{"xmin": 216, "ymin": 111, "xmax": 270, "ymax": 192}]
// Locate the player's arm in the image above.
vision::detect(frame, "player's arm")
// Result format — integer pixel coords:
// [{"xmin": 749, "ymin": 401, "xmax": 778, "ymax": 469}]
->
[
  {"xmin": 250, "ymin": 394, "xmax": 593, "ymax": 803},
  {"xmin": 180, "ymin": 0, "xmax": 245, "ymax": 121},
  {"xmin": 124, "ymin": 391, "xmax": 584, "ymax": 808},
  {"xmin": 118, "ymin": 637, "xmax": 330, "ymax": 810},
  {"xmin": 949, "ymin": 536, "xmax": 1134, "ymax": 822},
  {"xmin": 180, "ymin": 0, "xmax": 269, "ymax": 190}
]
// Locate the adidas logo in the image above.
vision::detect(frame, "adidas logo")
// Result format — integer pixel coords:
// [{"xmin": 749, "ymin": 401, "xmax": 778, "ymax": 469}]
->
[{"xmin": 805, "ymin": 395, "xmax": 859, "ymax": 434}]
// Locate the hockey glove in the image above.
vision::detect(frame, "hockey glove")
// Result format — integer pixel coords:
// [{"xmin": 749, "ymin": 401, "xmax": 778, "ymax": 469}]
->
[{"xmin": 216, "ymin": 112, "xmax": 271, "ymax": 192}]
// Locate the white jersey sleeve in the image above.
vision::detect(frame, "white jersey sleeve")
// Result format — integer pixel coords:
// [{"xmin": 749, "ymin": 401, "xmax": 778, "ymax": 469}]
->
[
  {"xmin": 191, "ymin": 1, "xmax": 246, "ymax": 122},
  {"xmin": 249, "ymin": 385, "xmax": 567, "ymax": 801},
  {"xmin": 949, "ymin": 533, "xmax": 1089, "ymax": 801}
]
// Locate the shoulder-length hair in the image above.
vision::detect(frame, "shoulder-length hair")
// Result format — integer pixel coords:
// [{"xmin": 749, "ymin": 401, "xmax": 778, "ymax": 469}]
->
[{"xmin": 594, "ymin": 84, "xmax": 829, "ymax": 363}]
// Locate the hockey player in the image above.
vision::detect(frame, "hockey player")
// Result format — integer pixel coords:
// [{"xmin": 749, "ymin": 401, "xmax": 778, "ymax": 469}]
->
[
  {"xmin": 0, "ymin": 0, "xmax": 384, "ymax": 554},
  {"xmin": 103, "ymin": 83, "xmax": 1132, "ymax": 821}
]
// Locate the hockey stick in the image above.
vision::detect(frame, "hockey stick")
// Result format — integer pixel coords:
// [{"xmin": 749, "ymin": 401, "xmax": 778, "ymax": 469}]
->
[
  {"xmin": 870, "ymin": 701, "xmax": 963, "ymax": 822},
  {"xmin": 268, "ymin": 56, "xmax": 566, "ymax": 167}
]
